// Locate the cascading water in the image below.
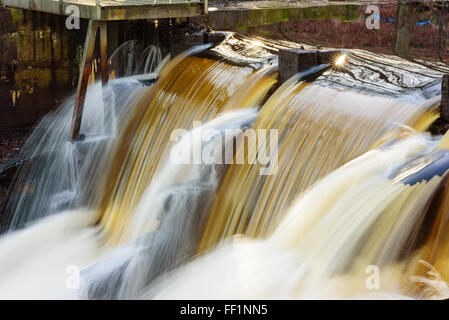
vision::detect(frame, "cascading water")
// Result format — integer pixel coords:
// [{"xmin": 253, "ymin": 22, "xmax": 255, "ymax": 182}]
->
[
  {"xmin": 81, "ymin": 108, "xmax": 261, "ymax": 299},
  {"xmin": 145, "ymin": 134, "xmax": 449, "ymax": 299},
  {"xmin": 200, "ymin": 82, "xmax": 440, "ymax": 250},
  {"xmin": 2, "ymin": 80, "xmax": 143, "ymax": 230},
  {"xmin": 108, "ymin": 41, "xmax": 163, "ymax": 78},
  {"xmin": 0, "ymin": 33, "xmax": 449, "ymax": 300},
  {"xmin": 95, "ymin": 49, "xmax": 276, "ymax": 244},
  {"xmin": 1, "ymin": 39, "xmax": 170, "ymax": 231}
]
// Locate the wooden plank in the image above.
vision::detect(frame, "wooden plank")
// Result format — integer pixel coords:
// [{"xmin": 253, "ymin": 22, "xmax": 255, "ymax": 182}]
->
[
  {"xmin": 99, "ymin": 21, "xmax": 108, "ymax": 85},
  {"xmin": 99, "ymin": 3, "xmax": 202, "ymax": 20},
  {"xmin": 70, "ymin": 20, "xmax": 98, "ymax": 140},
  {"xmin": 4, "ymin": 0, "xmax": 203, "ymax": 20},
  {"xmin": 99, "ymin": 0, "xmax": 200, "ymax": 7},
  {"xmin": 4, "ymin": 0, "xmax": 99, "ymax": 18},
  {"xmin": 98, "ymin": 21, "xmax": 111, "ymax": 136}
]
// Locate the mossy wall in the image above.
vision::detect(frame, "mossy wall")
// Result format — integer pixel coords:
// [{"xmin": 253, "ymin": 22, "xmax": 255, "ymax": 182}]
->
[
  {"xmin": 206, "ymin": 5, "xmax": 360, "ymax": 31},
  {"xmin": 0, "ymin": 8, "xmax": 86, "ymax": 129}
]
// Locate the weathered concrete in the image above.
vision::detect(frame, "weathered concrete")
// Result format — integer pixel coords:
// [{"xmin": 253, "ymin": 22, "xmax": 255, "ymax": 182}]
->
[
  {"xmin": 204, "ymin": 3, "xmax": 360, "ymax": 31},
  {"xmin": 278, "ymin": 48, "xmax": 317, "ymax": 84},
  {"xmin": 0, "ymin": 8, "xmax": 86, "ymax": 129},
  {"xmin": 278, "ymin": 48, "xmax": 345, "ymax": 84}
]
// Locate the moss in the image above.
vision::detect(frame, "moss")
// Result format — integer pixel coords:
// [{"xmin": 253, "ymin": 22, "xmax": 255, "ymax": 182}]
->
[
  {"xmin": 213, "ymin": 5, "xmax": 359, "ymax": 31},
  {"xmin": 55, "ymin": 67, "xmax": 70, "ymax": 85},
  {"xmin": 9, "ymin": 8, "xmax": 21, "ymax": 26},
  {"xmin": 15, "ymin": 67, "xmax": 52, "ymax": 89}
]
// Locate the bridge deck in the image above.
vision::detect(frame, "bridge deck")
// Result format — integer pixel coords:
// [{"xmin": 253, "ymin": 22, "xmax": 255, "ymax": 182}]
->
[{"xmin": 3, "ymin": 0, "xmax": 204, "ymax": 20}]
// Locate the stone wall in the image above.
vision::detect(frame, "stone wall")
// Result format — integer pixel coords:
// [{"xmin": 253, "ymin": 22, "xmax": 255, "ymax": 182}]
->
[{"xmin": 0, "ymin": 8, "xmax": 86, "ymax": 129}]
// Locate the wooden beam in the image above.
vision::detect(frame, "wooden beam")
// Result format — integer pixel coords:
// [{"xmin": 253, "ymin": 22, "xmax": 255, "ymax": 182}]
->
[
  {"xmin": 98, "ymin": 21, "xmax": 111, "ymax": 136},
  {"xmin": 99, "ymin": 3, "xmax": 202, "ymax": 20},
  {"xmin": 99, "ymin": 21, "xmax": 108, "ymax": 86},
  {"xmin": 70, "ymin": 20, "xmax": 98, "ymax": 140},
  {"xmin": 3, "ymin": 0, "xmax": 203, "ymax": 20},
  {"xmin": 203, "ymin": 0, "xmax": 208, "ymax": 14},
  {"xmin": 4, "ymin": 0, "xmax": 101, "ymax": 20}
]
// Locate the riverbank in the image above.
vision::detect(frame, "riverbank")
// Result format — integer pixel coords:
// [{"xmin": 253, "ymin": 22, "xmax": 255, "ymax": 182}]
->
[
  {"xmin": 0, "ymin": 127, "xmax": 32, "ymax": 208},
  {"xmin": 0, "ymin": 127, "xmax": 31, "ymax": 165}
]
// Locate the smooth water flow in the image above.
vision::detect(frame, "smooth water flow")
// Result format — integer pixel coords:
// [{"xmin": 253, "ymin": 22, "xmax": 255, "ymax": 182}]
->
[{"xmin": 1, "ymin": 34, "xmax": 448, "ymax": 299}]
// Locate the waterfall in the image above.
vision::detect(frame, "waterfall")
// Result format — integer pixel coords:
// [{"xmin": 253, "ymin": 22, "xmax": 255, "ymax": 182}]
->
[{"xmin": 0, "ymin": 34, "xmax": 448, "ymax": 300}]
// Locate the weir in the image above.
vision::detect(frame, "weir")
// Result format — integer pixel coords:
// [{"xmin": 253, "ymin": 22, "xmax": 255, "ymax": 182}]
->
[
  {"xmin": 0, "ymin": 0, "xmax": 383, "ymax": 140},
  {"xmin": 4, "ymin": 0, "xmax": 449, "ymax": 138},
  {"xmin": 2, "ymin": 1, "xmax": 449, "ymax": 301}
]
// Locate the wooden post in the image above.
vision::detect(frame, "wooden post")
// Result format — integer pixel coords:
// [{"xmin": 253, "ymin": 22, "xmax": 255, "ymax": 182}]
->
[
  {"xmin": 442, "ymin": 74, "xmax": 449, "ymax": 121},
  {"xmin": 58, "ymin": 0, "xmax": 63, "ymax": 15},
  {"xmin": 203, "ymin": 0, "xmax": 208, "ymax": 14},
  {"xmin": 95, "ymin": 0, "xmax": 102, "ymax": 20},
  {"xmin": 99, "ymin": 21, "xmax": 108, "ymax": 86},
  {"xmin": 278, "ymin": 49, "xmax": 317, "ymax": 84},
  {"xmin": 70, "ymin": 20, "xmax": 98, "ymax": 140},
  {"xmin": 99, "ymin": 21, "xmax": 113, "ymax": 136}
]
